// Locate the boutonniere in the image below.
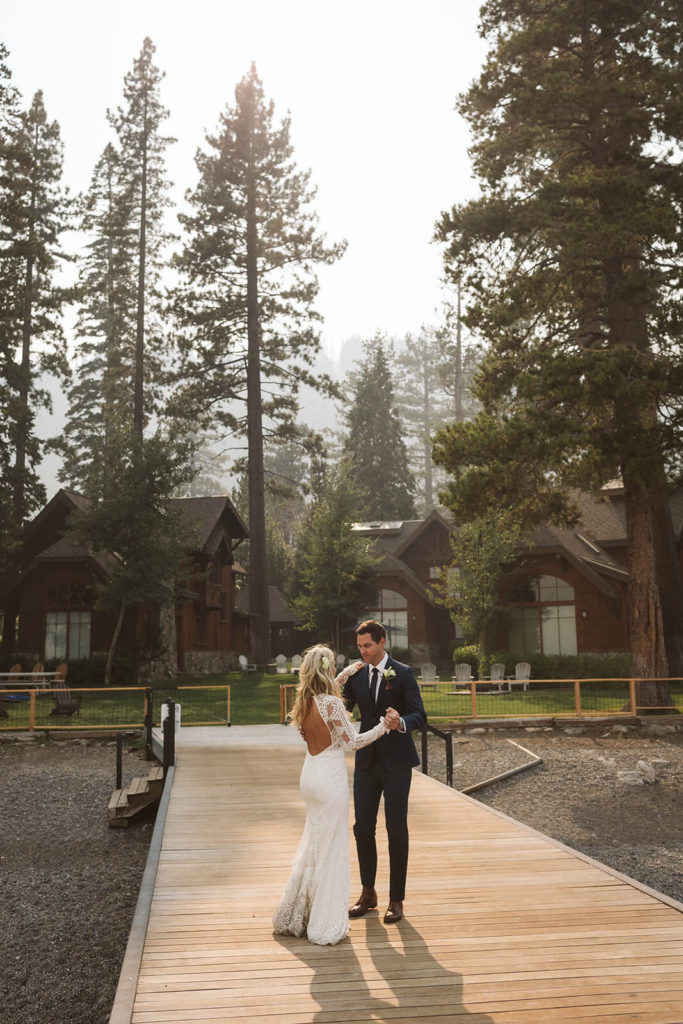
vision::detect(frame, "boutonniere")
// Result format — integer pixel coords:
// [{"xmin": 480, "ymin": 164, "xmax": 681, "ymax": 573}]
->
[{"xmin": 383, "ymin": 667, "xmax": 396, "ymax": 686}]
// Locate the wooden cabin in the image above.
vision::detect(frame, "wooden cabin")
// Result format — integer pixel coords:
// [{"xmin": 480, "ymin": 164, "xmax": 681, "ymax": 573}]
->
[
  {"xmin": 1, "ymin": 489, "xmax": 249, "ymax": 678},
  {"xmin": 353, "ymin": 487, "xmax": 683, "ymax": 664}
]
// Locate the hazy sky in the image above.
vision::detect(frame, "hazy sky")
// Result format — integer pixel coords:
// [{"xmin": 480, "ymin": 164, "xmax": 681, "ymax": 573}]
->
[{"xmin": 5, "ymin": 0, "xmax": 487, "ymax": 356}]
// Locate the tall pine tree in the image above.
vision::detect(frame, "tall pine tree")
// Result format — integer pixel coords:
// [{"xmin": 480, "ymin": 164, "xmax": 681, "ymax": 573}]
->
[
  {"xmin": 341, "ymin": 336, "xmax": 416, "ymax": 521},
  {"xmin": 435, "ymin": 0, "xmax": 683, "ymax": 697},
  {"xmin": 173, "ymin": 64, "xmax": 345, "ymax": 663},
  {"xmin": 0, "ymin": 81, "xmax": 71, "ymax": 649},
  {"xmin": 59, "ymin": 37, "xmax": 174, "ymax": 491},
  {"xmin": 56, "ymin": 143, "xmax": 137, "ymax": 490}
]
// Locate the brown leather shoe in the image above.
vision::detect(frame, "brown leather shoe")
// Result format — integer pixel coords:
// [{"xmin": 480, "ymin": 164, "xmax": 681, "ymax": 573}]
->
[
  {"xmin": 383, "ymin": 900, "xmax": 403, "ymax": 924},
  {"xmin": 349, "ymin": 886, "xmax": 377, "ymax": 918}
]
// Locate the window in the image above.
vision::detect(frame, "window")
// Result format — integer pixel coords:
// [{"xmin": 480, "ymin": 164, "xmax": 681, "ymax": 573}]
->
[
  {"xmin": 366, "ymin": 589, "xmax": 408, "ymax": 647},
  {"xmin": 508, "ymin": 574, "xmax": 577, "ymax": 656},
  {"xmin": 45, "ymin": 611, "xmax": 91, "ymax": 660}
]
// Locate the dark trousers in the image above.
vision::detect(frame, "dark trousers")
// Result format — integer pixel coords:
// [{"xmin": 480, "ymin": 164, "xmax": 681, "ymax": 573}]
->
[{"xmin": 353, "ymin": 763, "xmax": 412, "ymax": 901}]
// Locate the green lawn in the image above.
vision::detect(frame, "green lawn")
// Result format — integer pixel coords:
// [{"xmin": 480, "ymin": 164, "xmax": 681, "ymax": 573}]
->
[
  {"xmin": 0, "ymin": 671, "xmax": 294, "ymax": 731},
  {"xmin": 2, "ymin": 673, "xmax": 681, "ymax": 731}
]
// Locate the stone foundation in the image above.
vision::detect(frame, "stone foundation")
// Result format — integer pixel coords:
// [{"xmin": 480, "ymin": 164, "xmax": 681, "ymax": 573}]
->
[{"xmin": 182, "ymin": 650, "xmax": 240, "ymax": 676}]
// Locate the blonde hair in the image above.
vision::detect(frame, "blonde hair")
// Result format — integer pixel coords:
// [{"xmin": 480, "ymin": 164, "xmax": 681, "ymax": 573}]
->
[{"xmin": 289, "ymin": 645, "xmax": 339, "ymax": 729}]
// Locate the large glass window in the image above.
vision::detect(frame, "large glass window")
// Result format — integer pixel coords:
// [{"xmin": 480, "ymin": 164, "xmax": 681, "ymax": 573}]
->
[
  {"xmin": 45, "ymin": 611, "xmax": 91, "ymax": 660},
  {"xmin": 366, "ymin": 589, "xmax": 408, "ymax": 648},
  {"xmin": 45, "ymin": 582, "xmax": 93, "ymax": 660},
  {"xmin": 508, "ymin": 575, "xmax": 577, "ymax": 656}
]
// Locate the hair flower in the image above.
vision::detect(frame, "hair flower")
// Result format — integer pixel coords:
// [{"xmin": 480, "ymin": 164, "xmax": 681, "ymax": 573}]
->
[{"xmin": 321, "ymin": 656, "xmax": 330, "ymax": 669}]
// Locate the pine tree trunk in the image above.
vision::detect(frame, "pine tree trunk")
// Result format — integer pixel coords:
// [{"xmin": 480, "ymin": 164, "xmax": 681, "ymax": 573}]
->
[
  {"xmin": 14, "ymin": 215, "xmax": 34, "ymax": 522},
  {"xmin": 623, "ymin": 477, "xmax": 682, "ymax": 710},
  {"xmin": 134, "ymin": 89, "xmax": 148, "ymax": 440},
  {"xmin": 105, "ymin": 603, "xmax": 126, "ymax": 685},
  {"xmin": 245, "ymin": 129, "xmax": 270, "ymax": 666}
]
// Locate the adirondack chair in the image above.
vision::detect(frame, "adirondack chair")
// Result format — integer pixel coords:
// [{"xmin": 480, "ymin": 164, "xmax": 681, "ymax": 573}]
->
[
  {"xmin": 291, "ymin": 654, "xmax": 302, "ymax": 674},
  {"xmin": 275, "ymin": 654, "xmax": 288, "ymax": 674},
  {"xmin": 454, "ymin": 662, "xmax": 472, "ymax": 684},
  {"xmin": 238, "ymin": 654, "xmax": 256, "ymax": 673},
  {"xmin": 509, "ymin": 662, "xmax": 531, "ymax": 690},
  {"xmin": 335, "ymin": 653, "xmax": 346, "ymax": 672},
  {"xmin": 32, "ymin": 662, "xmax": 45, "ymax": 674},
  {"xmin": 51, "ymin": 685, "xmax": 81, "ymax": 716},
  {"xmin": 418, "ymin": 663, "xmax": 439, "ymax": 690},
  {"xmin": 486, "ymin": 662, "xmax": 507, "ymax": 692}
]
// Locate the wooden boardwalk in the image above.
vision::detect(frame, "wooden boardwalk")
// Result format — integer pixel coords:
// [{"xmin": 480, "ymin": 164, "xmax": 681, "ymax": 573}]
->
[{"xmin": 117, "ymin": 726, "xmax": 683, "ymax": 1024}]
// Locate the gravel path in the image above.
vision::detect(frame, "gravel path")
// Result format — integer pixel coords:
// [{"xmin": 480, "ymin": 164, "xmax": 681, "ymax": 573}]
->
[
  {"xmin": 0, "ymin": 737, "xmax": 152, "ymax": 1024},
  {"xmin": 1, "ymin": 721, "xmax": 682, "ymax": 1024}
]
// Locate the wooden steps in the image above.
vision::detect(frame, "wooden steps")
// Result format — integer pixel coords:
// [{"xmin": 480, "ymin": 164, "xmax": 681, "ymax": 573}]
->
[{"xmin": 109, "ymin": 764, "xmax": 164, "ymax": 827}]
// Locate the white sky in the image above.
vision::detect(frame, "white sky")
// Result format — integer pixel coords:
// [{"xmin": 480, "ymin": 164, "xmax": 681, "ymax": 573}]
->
[{"xmin": 5, "ymin": 0, "xmax": 486, "ymax": 357}]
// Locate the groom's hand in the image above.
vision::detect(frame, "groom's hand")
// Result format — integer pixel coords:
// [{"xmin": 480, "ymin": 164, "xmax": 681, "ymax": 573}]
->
[{"xmin": 384, "ymin": 707, "xmax": 401, "ymax": 730}]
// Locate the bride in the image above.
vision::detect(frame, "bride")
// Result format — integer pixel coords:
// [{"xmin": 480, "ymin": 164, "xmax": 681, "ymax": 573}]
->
[{"xmin": 272, "ymin": 644, "xmax": 390, "ymax": 945}]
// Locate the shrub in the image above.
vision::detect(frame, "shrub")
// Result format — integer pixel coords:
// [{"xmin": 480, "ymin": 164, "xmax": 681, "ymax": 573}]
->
[{"xmin": 453, "ymin": 644, "xmax": 480, "ymax": 675}]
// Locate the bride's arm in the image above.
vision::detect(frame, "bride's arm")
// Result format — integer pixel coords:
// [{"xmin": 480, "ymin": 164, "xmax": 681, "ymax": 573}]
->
[
  {"xmin": 334, "ymin": 660, "xmax": 364, "ymax": 686},
  {"xmin": 320, "ymin": 695, "xmax": 388, "ymax": 750}
]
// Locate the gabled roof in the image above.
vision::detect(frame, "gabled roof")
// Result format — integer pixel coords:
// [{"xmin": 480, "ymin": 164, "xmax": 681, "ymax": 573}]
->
[
  {"xmin": 351, "ymin": 508, "xmax": 452, "ymax": 560},
  {"xmin": 170, "ymin": 495, "xmax": 248, "ymax": 547},
  {"xmin": 34, "ymin": 538, "xmax": 118, "ymax": 575}
]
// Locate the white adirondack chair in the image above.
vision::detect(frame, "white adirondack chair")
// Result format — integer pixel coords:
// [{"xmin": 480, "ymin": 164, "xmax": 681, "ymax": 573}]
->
[
  {"xmin": 418, "ymin": 663, "xmax": 439, "ymax": 690},
  {"xmin": 291, "ymin": 654, "xmax": 302, "ymax": 674},
  {"xmin": 454, "ymin": 662, "xmax": 472, "ymax": 683},
  {"xmin": 509, "ymin": 661, "xmax": 531, "ymax": 690},
  {"xmin": 238, "ymin": 654, "xmax": 256, "ymax": 673},
  {"xmin": 275, "ymin": 654, "xmax": 288, "ymax": 674}
]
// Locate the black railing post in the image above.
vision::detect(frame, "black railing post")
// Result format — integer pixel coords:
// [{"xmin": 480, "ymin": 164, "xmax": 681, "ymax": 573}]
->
[
  {"xmin": 421, "ymin": 723, "xmax": 454, "ymax": 787},
  {"xmin": 116, "ymin": 732, "xmax": 123, "ymax": 789},
  {"xmin": 144, "ymin": 687, "xmax": 154, "ymax": 761},
  {"xmin": 163, "ymin": 699, "xmax": 176, "ymax": 780}
]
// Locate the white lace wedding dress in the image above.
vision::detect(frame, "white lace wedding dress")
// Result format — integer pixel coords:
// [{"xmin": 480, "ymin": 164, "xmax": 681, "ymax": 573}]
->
[{"xmin": 272, "ymin": 692, "xmax": 387, "ymax": 945}]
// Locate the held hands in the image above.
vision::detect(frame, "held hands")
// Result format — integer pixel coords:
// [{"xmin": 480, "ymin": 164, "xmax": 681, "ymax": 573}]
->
[{"xmin": 383, "ymin": 706, "xmax": 401, "ymax": 731}]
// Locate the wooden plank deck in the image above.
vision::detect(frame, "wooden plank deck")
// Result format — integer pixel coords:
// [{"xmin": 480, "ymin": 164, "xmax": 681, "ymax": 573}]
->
[{"xmin": 125, "ymin": 726, "xmax": 683, "ymax": 1024}]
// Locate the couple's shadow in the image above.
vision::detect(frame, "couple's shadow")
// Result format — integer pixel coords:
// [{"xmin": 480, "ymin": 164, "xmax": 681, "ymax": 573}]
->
[{"xmin": 274, "ymin": 915, "xmax": 493, "ymax": 1023}]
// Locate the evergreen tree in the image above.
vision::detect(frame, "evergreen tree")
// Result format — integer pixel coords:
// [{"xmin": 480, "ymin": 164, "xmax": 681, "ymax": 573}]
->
[
  {"xmin": 0, "ymin": 81, "xmax": 71, "ymax": 649},
  {"xmin": 109, "ymin": 37, "xmax": 175, "ymax": 438},
  {"xmin": 397, "ymin": 326, "xmax": 444, "ymax": 514},
  {"xmin": 69, "ymin": 429, "xmax": 196, "ymax": 683},
  {"xmin": 293, "ymin": 467, "xmax": 379, "ymax": 651},
  {"xmin": 3, "ymin": 89, "xmax": 71, "ymax": 524},
  {"xmin": 434, "ymin": 511, "xmax": 524, "ymax": 657},
  {"xmin": 341, "ymin": 336, "xmax": 417, "ymax": 521},
  {"xmin": 0, "ymin": 44, "xmax": 23, "ymax": 583},
  {"xmin": 173, "ymin": 64, "xmax": 345, "ymax": 664},
  {"xmin": 58, "ymin": 37, "xmax": 174, "ymax": 491},
  {"xmin": 56, "ymin": 143, "xmax": 137, "ymax": 490},
  {"xmin": 434, "ymin": 0, "xmax": 683, "ymax": 700}
]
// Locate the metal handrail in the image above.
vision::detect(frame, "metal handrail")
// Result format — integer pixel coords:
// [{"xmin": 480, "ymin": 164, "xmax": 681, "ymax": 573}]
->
[{"xmin": 421, "ymin": 723, "xmax": 454, "ymax": 787}]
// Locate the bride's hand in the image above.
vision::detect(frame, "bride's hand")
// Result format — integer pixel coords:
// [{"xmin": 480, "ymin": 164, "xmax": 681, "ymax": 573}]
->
[{"xmin": 347, "ymin": 660, "xmax": 364, "ymax": 675}]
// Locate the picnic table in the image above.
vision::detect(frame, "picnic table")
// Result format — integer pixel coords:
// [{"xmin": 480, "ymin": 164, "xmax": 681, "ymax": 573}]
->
[{"xmin": 0, "ymin": 671, "xmax": 60, "ymax": 689}]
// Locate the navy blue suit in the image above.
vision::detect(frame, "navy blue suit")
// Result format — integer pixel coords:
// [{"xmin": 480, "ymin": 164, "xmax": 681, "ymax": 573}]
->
[{"xmin": 342, "ymin": 657, "xmax": 427, "ymax": 901}]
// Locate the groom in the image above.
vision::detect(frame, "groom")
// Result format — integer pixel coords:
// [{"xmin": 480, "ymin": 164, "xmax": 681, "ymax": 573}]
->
[{"xmin": 342, "ymin": 619, "xmax": 427, "ymax": 924}]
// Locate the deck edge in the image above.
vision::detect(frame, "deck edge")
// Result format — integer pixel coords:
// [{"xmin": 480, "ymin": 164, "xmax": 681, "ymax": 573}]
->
[{"xmin": 108, "ymin": 763, "xmax": 175, "ymax": 1024}]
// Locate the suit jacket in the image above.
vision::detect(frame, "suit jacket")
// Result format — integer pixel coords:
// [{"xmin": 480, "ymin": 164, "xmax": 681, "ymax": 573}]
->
[{"xmin": 342, "ymin": 656, "xmax": 427, "ymax": 772}]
